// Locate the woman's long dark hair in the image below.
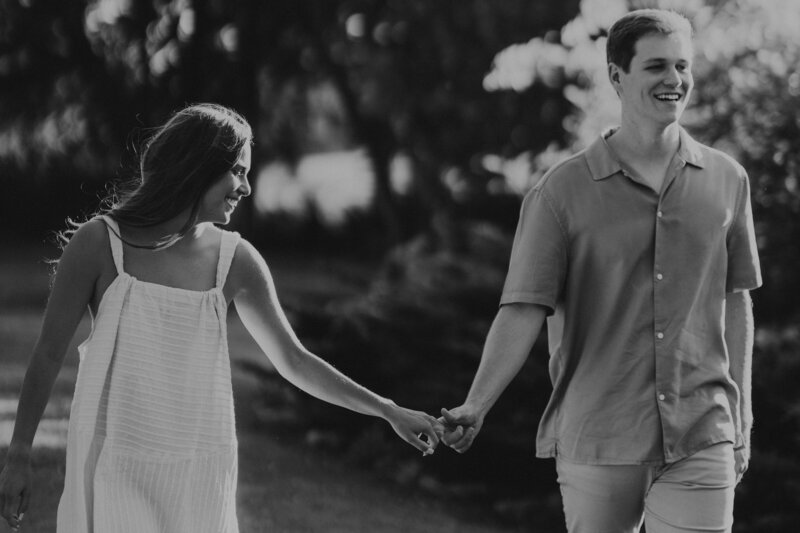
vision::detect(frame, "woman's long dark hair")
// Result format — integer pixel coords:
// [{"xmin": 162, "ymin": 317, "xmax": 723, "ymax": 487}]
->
[{"xmin": 60, "ymin": 103, "xmax": 253, "ymax": 250}]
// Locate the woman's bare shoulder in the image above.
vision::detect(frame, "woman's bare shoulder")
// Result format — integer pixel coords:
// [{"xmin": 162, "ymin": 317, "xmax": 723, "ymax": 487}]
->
[
  {"xmin": 64, "ymin": 218, "xmax": 108, "ymax": 252},
  {"xmin": 58, "ymin": 217, "xmax": 111, "ymax": 272},
  {"xmin": 226, "ymin": 238, "xmax": 273, "ymax": 296},
  {"xmin": 231, "ymin": 238, "xmax": 268, "ymax": 276}
]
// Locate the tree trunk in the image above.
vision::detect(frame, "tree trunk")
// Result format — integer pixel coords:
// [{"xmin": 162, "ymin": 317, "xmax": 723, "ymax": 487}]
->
[{"xmin": 301, "ymin": 0, "xmax": 403, "ymax": 247}]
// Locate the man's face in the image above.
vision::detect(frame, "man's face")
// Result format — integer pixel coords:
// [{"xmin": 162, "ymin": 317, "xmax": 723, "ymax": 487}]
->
[{"xmin": 610, "ymin": 31, "xmax": 694, "ymax": 127}]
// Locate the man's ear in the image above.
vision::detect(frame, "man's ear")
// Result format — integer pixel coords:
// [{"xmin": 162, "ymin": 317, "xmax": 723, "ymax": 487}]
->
[
  {"xmin": 608, "ymin": 63, "xmax": 622, "ymax": 96},
  {"xmin": 608, "ymin": 63, "xmax": 621, "ymax": 85}
]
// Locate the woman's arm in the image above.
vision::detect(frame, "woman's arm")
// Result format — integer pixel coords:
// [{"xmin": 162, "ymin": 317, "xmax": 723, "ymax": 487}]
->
[
  {"xmin": 1, "ymin": 219, "xmax": 104, "ymax": 525},
  {"xmin": 227, "ymin": 240, "xmax": 441, "ymax": 453},
  {"xmin": 8, "ymin": 221, "xmax": 104, "ymax": 454}
]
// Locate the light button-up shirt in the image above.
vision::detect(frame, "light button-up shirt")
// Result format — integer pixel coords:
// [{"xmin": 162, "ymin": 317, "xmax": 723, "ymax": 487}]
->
[{"xmin": 501, "ymin": 127, "xmax": 762, "ymax": 464}]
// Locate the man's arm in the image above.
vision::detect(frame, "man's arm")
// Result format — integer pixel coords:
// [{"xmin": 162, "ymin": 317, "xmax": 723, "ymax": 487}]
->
[
  {"xmin": 725, "ymin": 290, "xmax": 754, "ymax": 476},
  {"xmin": 441, "ymin": 302, "xmax": 547, "ymax": 453}
]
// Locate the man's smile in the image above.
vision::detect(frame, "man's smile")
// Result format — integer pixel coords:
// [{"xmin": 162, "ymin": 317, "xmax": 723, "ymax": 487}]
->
[{"xmin": 654, "ymin": 92, "xmax": 681, "ymax": 101}]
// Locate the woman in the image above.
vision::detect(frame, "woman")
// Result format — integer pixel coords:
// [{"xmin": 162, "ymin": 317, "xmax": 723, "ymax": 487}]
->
[{"xmin": 0, "ymin": 103, "xmax": 441, "ymax": 532}]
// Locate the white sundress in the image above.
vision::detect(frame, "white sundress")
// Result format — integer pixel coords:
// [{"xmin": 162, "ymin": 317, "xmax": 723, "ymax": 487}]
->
[{"xmin": 57, "ymin": 216, "xmax": 241, "ymax": 533}]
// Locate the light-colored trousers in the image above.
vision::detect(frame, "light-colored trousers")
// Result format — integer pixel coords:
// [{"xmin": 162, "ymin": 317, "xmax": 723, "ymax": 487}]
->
[{"xmin": 556, "ymin": 442, "xmax": 736, "ymax": 533}]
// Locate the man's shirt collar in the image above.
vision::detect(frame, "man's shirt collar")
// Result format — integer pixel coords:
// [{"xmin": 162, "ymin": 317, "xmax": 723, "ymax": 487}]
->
[{"xmin": 586, "ymin": 126, "xmax": 705, "ymax": 181}]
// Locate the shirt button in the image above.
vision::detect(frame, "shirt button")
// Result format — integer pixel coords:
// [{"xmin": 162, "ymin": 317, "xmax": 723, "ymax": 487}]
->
[
  {"xmin": 658, "ymin": 393, "xmax": 666, "ymax": 401},
  {"xmin": 656, "ymin": 273, "xmax": 663, "ymax": 281},
  {"xmin": 656, "ymin": 332, "xmax": 664, "ymax": 339},
  {"xmin": 657, "ymin": 210, "xmax": 663, "ymax": 218}
]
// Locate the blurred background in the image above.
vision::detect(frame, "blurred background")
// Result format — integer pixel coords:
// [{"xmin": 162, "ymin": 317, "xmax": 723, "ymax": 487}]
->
[{"xmin": 1, "ymin": 0, "xmax": 799, "ymax": 531}]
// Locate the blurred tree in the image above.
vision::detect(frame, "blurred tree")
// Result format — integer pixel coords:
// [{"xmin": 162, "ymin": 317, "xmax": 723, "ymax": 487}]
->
[
  {"xmin": 0, "ymin": 0, "xmax": 270, "ymax": 235},
  {"xmin": 1, "ymin": 0, "xmax": 107, "ymax": 173},
  {"xmin": 253, "ymin": 0, "xmax": 580, "ymax": 247},
  {"xmin": 2, "ymin": 0, "xmax": 580, "ymax": 245},
  {"xmin": 687, "ymin": 0, "xmax": 800, "ymax": 323},
  {"xmin": 0, "ymin": 0, "xmax": 126, "ymax": 235}
]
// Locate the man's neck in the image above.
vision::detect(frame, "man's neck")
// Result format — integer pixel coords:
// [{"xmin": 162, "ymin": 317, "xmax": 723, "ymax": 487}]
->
[
  {"xmin": 610, "ymin": 118, "xmax": 681, "ymax": 163},
  {"xmin": 606, "ymin": 118, "xmax": 683, "ymax": 194}
]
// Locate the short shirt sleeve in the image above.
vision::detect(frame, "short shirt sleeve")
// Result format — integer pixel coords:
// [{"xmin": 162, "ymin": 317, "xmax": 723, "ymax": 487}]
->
[
  {"xmin": 726, "ymin": 171, "xmax": 762, "ymax": 293},
  {"xmin": 500, "ymin": 186, "xmax": 567, "ymax": 314}
]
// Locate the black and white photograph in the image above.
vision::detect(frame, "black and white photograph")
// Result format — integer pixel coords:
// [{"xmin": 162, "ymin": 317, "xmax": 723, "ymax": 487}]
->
[{"xmin": 1, "ymin": 0, "xmax": 798, "ymax": 531}]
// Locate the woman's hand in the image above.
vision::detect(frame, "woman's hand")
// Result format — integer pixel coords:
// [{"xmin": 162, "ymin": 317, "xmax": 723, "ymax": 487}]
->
[
  {"xmin": 383, "ymin": 403, "xmax": 444, "ymax": 456},
  {"xmin": 0, "ymin": 452, "xmax": 32, "ymax": 531}
]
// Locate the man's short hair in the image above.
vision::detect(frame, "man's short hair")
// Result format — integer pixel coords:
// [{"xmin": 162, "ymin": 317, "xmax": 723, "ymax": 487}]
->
[{"xmin": 606, "ymin": 9, "xmax": 693, "ymax": 72}]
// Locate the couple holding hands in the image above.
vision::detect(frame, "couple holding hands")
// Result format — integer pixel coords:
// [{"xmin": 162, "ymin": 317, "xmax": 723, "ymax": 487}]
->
[{"xmin": 2, "ymin": 9, "xmax": 760, "ymax": 533}]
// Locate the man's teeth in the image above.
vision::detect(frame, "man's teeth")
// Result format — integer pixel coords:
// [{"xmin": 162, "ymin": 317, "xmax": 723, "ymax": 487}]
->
[{"xmin": 655, "ymin": 94, "xmax": 680, "ymax": 101}]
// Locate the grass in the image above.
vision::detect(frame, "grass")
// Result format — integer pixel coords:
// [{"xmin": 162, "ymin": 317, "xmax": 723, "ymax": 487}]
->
[{"xmin": 0, "ymin": 242, "xmax": 522, "ymax": 533}]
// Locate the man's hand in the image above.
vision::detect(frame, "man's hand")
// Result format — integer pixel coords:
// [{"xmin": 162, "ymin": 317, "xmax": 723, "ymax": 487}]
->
[
  {"xmin": 734, "ymin": 445, "xmax": 749, "ymax": 485},
  {"xmin": 439, "ymin": 405, "xmax": 484, "ymax": 453},
  {"xmin": 438, "ymin": 303, "xmax": 546, "ymax": 455}
]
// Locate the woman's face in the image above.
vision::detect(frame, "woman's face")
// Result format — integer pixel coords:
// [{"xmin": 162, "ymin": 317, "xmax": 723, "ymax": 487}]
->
[{"xmin": 199, "ymin": 143, "xmax": 252, "ymax": 225}]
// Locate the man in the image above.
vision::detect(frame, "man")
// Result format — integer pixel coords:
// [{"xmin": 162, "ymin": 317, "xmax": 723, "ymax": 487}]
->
[{"xmin": 441, "ymin": 9, "xmax": 761, "ymax": 533}]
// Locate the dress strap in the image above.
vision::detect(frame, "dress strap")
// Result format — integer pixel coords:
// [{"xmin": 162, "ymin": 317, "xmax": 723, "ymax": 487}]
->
[
  {"xmin": 215, "ymin": 231, "xmax": 241, "ymax": 289},
  {"xmin": 100, "ymin": 215, "xmax": 125, "ymax": 274}
]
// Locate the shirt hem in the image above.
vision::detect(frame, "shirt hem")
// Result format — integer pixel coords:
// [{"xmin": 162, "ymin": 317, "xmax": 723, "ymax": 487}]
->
[
  {"xmin": 726, "ymin": 278, "xmax": 762, "ymax": 293},
  {"xmin": 536, "ymin": 436, "xmax": 736, "ymax": 466},
  {"xmin": 499, "ymin": 292, "xmax": 555, "ymax": 314},
  {"xmin": 537, "ymin": 449, "xmax": 664, "ymax": 466},
  {"xmin": 664, "ymin": 436, "xmax": 736, "ymax": 464}
]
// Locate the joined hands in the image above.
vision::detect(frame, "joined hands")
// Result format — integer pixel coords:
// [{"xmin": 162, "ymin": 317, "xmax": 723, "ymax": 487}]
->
[
  {"xmin": 438, "ymin": 404, "xmax": 485, "ymax": 454},
  {"xmin": 385, "ymin": 402, "xmax": 486, "ymax": 456}
]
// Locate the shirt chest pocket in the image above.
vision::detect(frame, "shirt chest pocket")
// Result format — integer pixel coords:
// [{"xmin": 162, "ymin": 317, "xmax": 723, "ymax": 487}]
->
[{"xmin": 662, "ymin": 180, "xmax": 738, "ymax": 251}]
